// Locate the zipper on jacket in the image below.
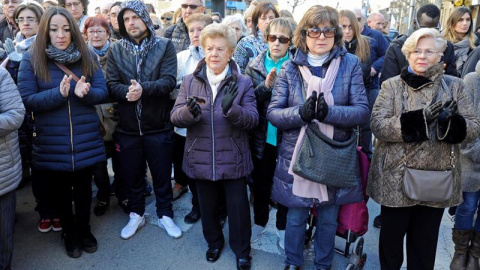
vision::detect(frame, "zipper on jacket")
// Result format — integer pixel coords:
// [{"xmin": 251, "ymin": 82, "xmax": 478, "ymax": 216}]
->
[
  {"xmin": 67, "ymin": 100, "xmax": 75, "ymax": 171},
  {"xmin": 211, "ymin": 100, "xmax": 216, "ymax": 180},
  {"xmin": 187, "ymin": 138, "xmax": 197, "ymax": 153}
]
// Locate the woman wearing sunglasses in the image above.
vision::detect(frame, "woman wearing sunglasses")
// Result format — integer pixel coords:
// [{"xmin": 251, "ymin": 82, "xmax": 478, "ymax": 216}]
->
[
  {"xmin": 267, "ymin": 6, "xmax": 369, "ymax": 269},
  {"xmin": 244, "ymin": 17, "xmax": 296, "ymax": 248}
]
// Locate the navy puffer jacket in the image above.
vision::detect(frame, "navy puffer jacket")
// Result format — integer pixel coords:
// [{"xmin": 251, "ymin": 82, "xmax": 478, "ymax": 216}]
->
[
  {"xmin": 18, "ymin": 51, "xmax": 108, "ymax": 171},
  {"xmin": 267, "ymin": 46, "xmax": 369, "ymax": 208}
]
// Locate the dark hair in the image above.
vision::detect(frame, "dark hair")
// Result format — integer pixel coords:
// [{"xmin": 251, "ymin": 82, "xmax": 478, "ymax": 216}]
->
[
  {"xmin": 110, "ymin": 1, "xmax": 122, "ymax": 11},
  {"xmin": 83, "ymin": 14, "xmax": 110, "ymax": 36},
  {"xmin": 31, "ymin": 7, "xmax": 97, "ymax": 81},
  {"xmin": 57, "ymin": 0, "xmax": 88, "ymax": 15},
  {"xmin": 145, "ymin": 3, "xmax": 155, "ymax": 14},
  {"xmin": 416, "ymin": 4, "xmax": 440, "ymax": 22},
  {"xmin": 251, "ymin": 2, "xmax": 279, "ymax": 37},
  {"xmin": 293, "ymin": 5, "xmax": 343, "ymax": 53},
  {"xmin": 14, "ymin": 1, "xmax": 45, "ymax": 23}
]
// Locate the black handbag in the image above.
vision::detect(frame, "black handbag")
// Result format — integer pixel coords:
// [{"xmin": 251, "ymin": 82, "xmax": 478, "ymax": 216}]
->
[{"xmin": 292, "ymin": 123, "xmax": 359, "ymax": 188}]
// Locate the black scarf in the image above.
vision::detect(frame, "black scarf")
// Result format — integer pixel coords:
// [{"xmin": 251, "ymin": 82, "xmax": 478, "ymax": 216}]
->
[{"xmin": 344, "ymin": 38, "xmax": 358, "ymax": 55}]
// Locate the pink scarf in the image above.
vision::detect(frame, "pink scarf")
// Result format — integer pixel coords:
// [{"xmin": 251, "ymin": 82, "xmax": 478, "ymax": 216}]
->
[{"xmin": 289, "ymin": 57, "xmax": 341, "ymax": 202}]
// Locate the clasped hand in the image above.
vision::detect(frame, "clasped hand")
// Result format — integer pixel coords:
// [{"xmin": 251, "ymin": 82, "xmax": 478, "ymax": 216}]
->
[
  {"xmin": 424, "ymin": 99, "xmax": 457, "ymax": 124},
  {"xmin": 299, "ymin": 91, "xmax": 329, "ymax": 123},
  {"xmin": 126, "ymin": 79, "xmax": 143, "ymax": 102}
]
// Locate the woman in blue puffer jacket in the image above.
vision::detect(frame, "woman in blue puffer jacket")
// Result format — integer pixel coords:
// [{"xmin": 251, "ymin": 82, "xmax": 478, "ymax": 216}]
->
[
  {"xmin": 267, "ymin": 5, "xmax": 369, "ymax": 270},
  {"xmin": 17, "ymin": 7, "xmax": 107, "ymax": 259}
]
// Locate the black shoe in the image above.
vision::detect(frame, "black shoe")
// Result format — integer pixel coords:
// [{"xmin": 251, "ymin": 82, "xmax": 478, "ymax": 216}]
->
[
  {"xmin": 93, "ymin": 201, "xmax": 109, "ymax": 216},
  {"xmin": 184, "ymin": 207, "xmax": 201, "ymax": 224},
  {"xmin": 236, "ymin": 256, "xmax": 251, "ymax": 270},
  {"xmin": 63, "ymin": 233, "xmax": 82, "ymax": 258},
  {"xmin": 81, "ymin": 231, "xmax": 98, "ymax": 253},
  {"xmin": 206, "ymin": 244, "xmax": 223, "ymax": 263},
  {"xmin": 119, "ymin": 199, "xmax": 129, "ymax": 214},
  {"xmin": 373, "ymin": 214, "xmax": 382, "ymax": 228},
  {"xmin": 284, "ymin": 265, "xmax": 300, "ymax": 270}
]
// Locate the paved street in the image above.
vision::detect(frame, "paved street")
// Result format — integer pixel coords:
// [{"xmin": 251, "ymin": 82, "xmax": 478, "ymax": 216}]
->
[{"xmin": 11, "ymin": 170, "xmax": 456, "ymax": 270}]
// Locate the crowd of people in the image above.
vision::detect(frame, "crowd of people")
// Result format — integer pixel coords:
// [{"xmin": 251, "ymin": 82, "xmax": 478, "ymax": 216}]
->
[{"xmin": 1, "ymin": 0, "xmax": 480, "ymax": 270}]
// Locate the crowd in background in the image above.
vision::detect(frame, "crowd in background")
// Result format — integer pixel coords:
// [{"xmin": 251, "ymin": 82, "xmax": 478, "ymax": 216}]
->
[{"xmin": 1, "ymin": 0, "xmax": 480, "ymax": 270}]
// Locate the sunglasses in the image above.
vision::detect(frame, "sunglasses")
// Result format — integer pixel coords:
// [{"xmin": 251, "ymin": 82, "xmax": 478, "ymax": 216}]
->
[
  {"xmin": 181, "ymin": 4, "xmax": 200, "ymax": 9},
  {"xmin": 161, "ymin": 17, "xmax": 172, "ymax": 21},
  {"xmin": 305, "ymin": 27, "xmax": 336, "ymax": 38},
  {"xmin": 267, "ymin": 35, "xmax": 291, "ymax": 44}
]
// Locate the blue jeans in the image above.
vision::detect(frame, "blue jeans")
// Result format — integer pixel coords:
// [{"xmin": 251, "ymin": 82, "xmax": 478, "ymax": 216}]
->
[
  {"xmin": 285, "ymin": 204, "xmax": 339, "ymax": 269},
  {"xmin": 455, "ymin": 191, "xmax": 480, "ymax": 231}
]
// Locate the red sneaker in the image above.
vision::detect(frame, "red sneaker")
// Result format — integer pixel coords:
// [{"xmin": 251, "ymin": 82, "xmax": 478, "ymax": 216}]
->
[
  {"xmin": 52, "ymin": 218, "xmax": 62, "ymax": 232},
  {"xmin": 38, "ymin": 219, "xmax": 52, "ymax": 233}
]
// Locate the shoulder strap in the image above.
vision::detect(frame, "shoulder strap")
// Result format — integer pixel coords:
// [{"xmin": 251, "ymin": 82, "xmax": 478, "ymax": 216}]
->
[{"xmin": 55, "ymin": 62, "xmax": 79, "ymax": 82}]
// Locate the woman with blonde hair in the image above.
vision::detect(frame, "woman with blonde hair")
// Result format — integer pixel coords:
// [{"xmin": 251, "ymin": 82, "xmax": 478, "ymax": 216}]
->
[
  {"xmin": 444, "ymin": 7, "xmax": 477, "ymax": 74},
  {"xmin": 368, "ymin": 27, "xmax": 480, "ymax": 269}
]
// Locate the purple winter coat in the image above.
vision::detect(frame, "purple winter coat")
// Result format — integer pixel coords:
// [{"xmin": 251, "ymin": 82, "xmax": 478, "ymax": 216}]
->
[
  {"xmin": 267, "ymin": 46, "xmax": 370, "ymax": 208},
  {"xmin": 170, "ymin": 59, "xmax": 259, "ymax": 181}
]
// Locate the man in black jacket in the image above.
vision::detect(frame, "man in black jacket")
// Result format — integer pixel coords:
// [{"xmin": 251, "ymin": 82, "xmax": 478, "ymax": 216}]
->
[
  {"xmin": 163, "ymin": 0, "xmax": 205, "ymax": 53},
  {"xmin": 379, "ymin": 4, "xmax": 458, "ymax": 86},
  {"xmin": 0, "ymin": 0, "xmax": 21, "ymax": 48},
  {"xmin": 106, "ymin": 0, "xmax": 181, "ymax": 240}
]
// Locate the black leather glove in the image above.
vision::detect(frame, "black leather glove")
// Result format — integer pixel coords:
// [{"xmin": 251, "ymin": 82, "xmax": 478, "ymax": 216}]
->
[
  {"xmin": 424, "ymin": 100, "xmax": 442, "ymax": 124},
  {"xmin": 221, "ymin": 81, "xmax": 238, "ymax": 114},
  {"xmin": 299, "ymin": 91, "xmax": 317, "ymax": 123},
  {"xmin": 438, "ymin": 99, "xmax": 458, "ymax": 123},
  {"xmin": 316, "ymin": 93, "xmax": 328, "ymax": 122},
  {"xmin": 187, "ymin": 98, "xmax": 201, "ymax": 117}
]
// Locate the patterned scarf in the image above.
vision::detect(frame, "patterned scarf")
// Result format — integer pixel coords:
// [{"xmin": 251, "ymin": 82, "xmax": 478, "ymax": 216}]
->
[{"xmin": 45, "ymin": 43, "xmax": 81, "ymax": 64}]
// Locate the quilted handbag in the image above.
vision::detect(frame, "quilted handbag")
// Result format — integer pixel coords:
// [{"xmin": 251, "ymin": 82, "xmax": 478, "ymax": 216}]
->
[{"xmin": 292, "ymin": 123, "xmax": 358, "ymax": 188}]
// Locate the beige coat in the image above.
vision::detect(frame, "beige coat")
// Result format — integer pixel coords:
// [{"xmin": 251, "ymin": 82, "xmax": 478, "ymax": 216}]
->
[{"xmin": 367, "ymin": 64, "xmax": 480, "ymax": 208}]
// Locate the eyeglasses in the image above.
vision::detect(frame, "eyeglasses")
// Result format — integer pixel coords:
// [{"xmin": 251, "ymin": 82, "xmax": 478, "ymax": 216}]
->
[
  {"xmin": 412, "ymin": 49, "xmax": 439, "ymax": 57},
  {"xmin": 161, "ymin": 17, "xmax": 172, "ymax": 21},
  {"xmin": 267, "ymin": 35, "xmax": 291, "ymax": 44},
  {"xmin": 2, "ymin": 0, "xmax": 19, "ymax": 5},
  {"xmin": 305, "ymin": 27, "xmax": 336, "ymax": 38},
  {"xmin": 181, "ymin": 4, "xmax": 200, "ymax": 9},
  {"xmin": 87, "ymin": 29, "xmax": 106, "ymax": 35},
  {"xmin": 15, "ymin": 18, "xmax": 37, "ymax": 24},
  {"xmin": 65, "ymin": 2, "xmax": 81, "ymax": 8}
]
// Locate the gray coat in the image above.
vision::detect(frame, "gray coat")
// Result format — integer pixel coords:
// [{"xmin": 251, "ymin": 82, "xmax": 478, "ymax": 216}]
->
[
  {"xmin": 461, "ymin": 61, "xmax": 480, "ymax": 192},
  {"xmin": 0, "ymin": 67, "xmax": 25, "ymax": 196}
]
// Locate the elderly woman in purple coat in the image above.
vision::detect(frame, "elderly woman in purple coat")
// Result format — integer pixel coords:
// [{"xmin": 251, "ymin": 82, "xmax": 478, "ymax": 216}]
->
[{"xmin": 170, "ymin": 23, "xmax": 259, "ymax": 270}]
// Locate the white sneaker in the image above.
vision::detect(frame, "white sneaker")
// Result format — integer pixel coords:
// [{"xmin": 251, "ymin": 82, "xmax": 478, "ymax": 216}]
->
[
  {"xmin": 251, "ymin": 225, "xmax": 267, "ymax": 243},
  {"xmin": 277, "ymin": 229, "xmax": 285, "ymax": 249},
  {"xmin": 121, "ymin": 212, "xmax": 145, "ymax": 240},
  {"xmin": 158, "ymin": 216, "xmax": 182, "ymax": 238}
]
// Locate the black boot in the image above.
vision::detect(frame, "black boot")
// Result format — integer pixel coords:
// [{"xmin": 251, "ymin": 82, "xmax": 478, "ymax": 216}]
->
[
  {"xmin": 63, "ymin": 232, "xmax": 82, "ymax": 258},
  {"xmin": 450, "ymin": 228, "xmax": 471, "ymax": 270},
  {"xmin": 81, "ymin": 231, "xmax": 98, "ymax": 253},
  {"xmin": 184, "ymin": 206, "xmax": 201, "ymax": 224},
  {"xmin": 467, "ymin": 230, "xmax": 480, "ymax": 270}
]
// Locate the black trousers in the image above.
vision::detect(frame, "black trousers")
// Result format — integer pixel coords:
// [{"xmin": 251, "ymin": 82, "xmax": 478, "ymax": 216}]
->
[
  {"xmin": 196, "ymin": 178, "xmax": 251, "ymax": 259},
  {"xmin": 0, "ymin": 190, "xmax": 15, "ymax": 270},
  {"xmin": 251, "ymin": 143, "xmax": 287, "ymax": 229},
  {"xmin": 172, "ymin": 133, "xmax": 198, "ymax": 208},
  {"xmin": 31, "ymin": 169, "xmax": 58, "ymax": 219},
  {"xmin": 379, "ymin": 205, "xmax": 445, "ymax": 270},
  {"xmin": 116, "ymin": 131, "xmax": 174, "ymax": 218},
  {"xmin": 37, "ymin": 167, "xmax": 94, "ymax": 236}
]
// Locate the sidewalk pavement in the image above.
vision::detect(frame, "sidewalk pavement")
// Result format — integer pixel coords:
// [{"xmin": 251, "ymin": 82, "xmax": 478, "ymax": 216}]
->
[{"xmin": 11, "ymin": 175, "xmax": 455, "ymax": 270}]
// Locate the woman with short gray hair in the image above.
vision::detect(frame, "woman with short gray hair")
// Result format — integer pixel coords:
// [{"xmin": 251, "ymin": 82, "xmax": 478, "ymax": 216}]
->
[
  {"xmin": 222, "ymin": 13, "xmax": 247, "ymax": 43},
  {"xmin": 368, "ymin": 27, "xmax": 480, "ymax": 269}
]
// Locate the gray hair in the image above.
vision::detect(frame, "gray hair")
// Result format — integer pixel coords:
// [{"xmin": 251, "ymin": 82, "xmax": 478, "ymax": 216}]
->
[
  {"xmin": 222, "ymin": 13, "xmax": 247, "ymax": 35},
  {"xmin": 401, "ymin": 28, "xmax": 447, "ymax": 58},
  {"xmin": 201, "ymin": 23, "xmax": 237, "ymax": 51}
]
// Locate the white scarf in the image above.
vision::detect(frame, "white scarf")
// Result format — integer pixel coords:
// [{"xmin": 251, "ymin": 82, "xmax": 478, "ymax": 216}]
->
[{"xmin": 206, "ymin": 65, "xmax": 229, "ymax": 100}]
